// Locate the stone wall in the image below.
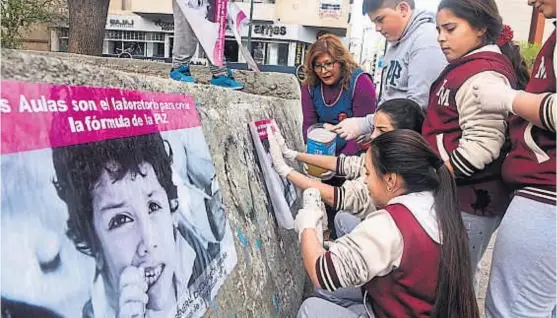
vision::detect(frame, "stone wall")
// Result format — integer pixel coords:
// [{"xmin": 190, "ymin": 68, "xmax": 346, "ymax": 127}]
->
[
  {"xmin": 23, "ymin": 50, "xmax": 302, "ymax": 101},
  {"xmin": 1, "ymin": 49, "xmax": 306, "ymax": 317}
]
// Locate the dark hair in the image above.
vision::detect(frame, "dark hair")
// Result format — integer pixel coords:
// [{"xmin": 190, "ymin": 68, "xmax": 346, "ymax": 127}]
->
[
  {"xmin": 377, "ymin": 98, "xmax": 425, "ymax": 133},
  {"xmin": 52, "ymin": 133, "xmax": 178, "ymax": 257},
  {"xmin": 368, "ymin": 130, "xmax": 479, "ymax": 318},
  {"xmin": 316, "ymin": 30, "xmax": 330, "ymax": 40},
  {"xmin": 438, "ymin": 0, "xmax": 530, "ymax": 89},
  {"xmin": 362, "ymin": 0, "xmax": 415, "ymax": 14}
]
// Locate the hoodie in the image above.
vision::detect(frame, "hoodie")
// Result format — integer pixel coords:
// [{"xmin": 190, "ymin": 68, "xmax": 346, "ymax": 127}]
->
[
  {"xmin": 357, "ymin": 10, "xmax": 447, "ymax": 135},
  {"xmin": 379, "ymin": 10, "xmax": 446, "ymax": 108}
]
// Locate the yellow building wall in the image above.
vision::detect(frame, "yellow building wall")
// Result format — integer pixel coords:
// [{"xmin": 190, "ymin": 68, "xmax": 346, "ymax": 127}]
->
[
  {"xmin": 20, "ymin": 23, "xmax": 50, "ymax": 51},
  {"xmin": 275, "ymin": 0, "xmax": 350, "ymax": 28}
]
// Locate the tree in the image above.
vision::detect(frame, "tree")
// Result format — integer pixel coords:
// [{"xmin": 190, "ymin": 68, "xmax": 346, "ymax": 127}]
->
[
  {"xmin": 1, "ymin": 0, "xmax": 65, "ymax": 49},
  {"xmin": 519, "ymin": 41, "xmax": 542, "ymax": 72},
  {"xmin": 67, "ymin": 0, "xmax": 109, "ymax": 56}
]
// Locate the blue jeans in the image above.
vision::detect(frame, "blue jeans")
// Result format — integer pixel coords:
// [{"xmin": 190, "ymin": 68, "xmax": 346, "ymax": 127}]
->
[
  {"xmin": 486, "ymin": 196, "xmax": 556, "ymax": 317},
  {"xmin": 298, "ymin": 212, "xmax": 372, "ymax": 317},
  {"xmin": 297, "ymin": 296, "xmax": 370, "ymax": 318},
  {"xmin": 334, "ymin": 212, "xmax": 361, "ymax": 238},
  {"xmin": 461, "ymin": 211, "xmax": 502, "ymax": 294}
]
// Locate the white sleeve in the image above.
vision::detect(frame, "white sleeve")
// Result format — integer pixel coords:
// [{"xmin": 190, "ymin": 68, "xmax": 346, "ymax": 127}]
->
[
  {"xmin": 315, "ymin": 210, "xmax": 403, "ymax": 290},
  {"xmin": 451, "ymin": 71, "xmax": 508, "ymax": 178},
  {"xmin": 334, "ymin": 177, "xmax": 376, "ymax": 218},
  {"xmin": 539, "ymin": 93, "xmax": 556, "ymax": 132},
  {"xmin": 336, "ymin": 154, "xmax": 365, "ymax": 179},
  {"xmin": 359, "ymin": 114, "xmax": 375, "ymax": 135}
]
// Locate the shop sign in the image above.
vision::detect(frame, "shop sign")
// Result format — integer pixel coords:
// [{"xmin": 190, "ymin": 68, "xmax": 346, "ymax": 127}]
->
[
  {"xmin": 154, "ymin": 19, "xmax": 174, "ymax": 31},
  {"xmin": 295, "ymin": 42, "xmax": 304, "ymax": 65},
  {"xmin": 253, "ymin": 24, "xmax": 287, "ymax": 37},
  {"xmin": 109, "ymin": 18, "xmax": 135, "ymax": 28}
]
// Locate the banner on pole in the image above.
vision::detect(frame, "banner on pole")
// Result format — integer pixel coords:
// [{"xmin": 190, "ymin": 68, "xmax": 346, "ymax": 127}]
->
[
  {"xmin": 176, "ymin": 0, "xmax": 228, "ymax": 67},
  {"xmin": 227, "ymin": 2, "xmax": 260, "ymax": 72}
]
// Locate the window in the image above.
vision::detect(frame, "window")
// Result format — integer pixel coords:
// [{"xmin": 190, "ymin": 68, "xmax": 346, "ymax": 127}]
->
[
  {"xmin": 106, "ymin": 30, "xmax": 121, "ymax": 40},
  {"xmin": 250, "ymin": 41, "xmax": 267, "ymax": 65},
  {"xmin": 122, "ymin": 31, "xmax": 145, "ymax": 41},
  {"xmin": 277, "ymin": 42, "xmax": 289, "ymax": 66},
  {"xmin": 224, "ymin": 39, "xmax": 239, "ymax": 62},
  {"xmin": 58, "ymin": 28, "xmax": 69, "ymax": 52},
  {"xmin": 153, "ymin": 43, "xmax": 165, "ymax": 57},
  {"xmin": 108, "ymin": 40, "xmax": 145, "ymax": 56},
  {"xmin": 146, "ymin": 32, "xmax": 165, "ymax": 42},
  {"xmin": 169, "ymin": 36, "xmax": 174, "ymax": 56}
]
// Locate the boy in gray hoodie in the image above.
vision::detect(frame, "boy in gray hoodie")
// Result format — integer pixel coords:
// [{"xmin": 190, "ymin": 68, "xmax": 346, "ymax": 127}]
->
[{"xmin": 332, "ymin": 0, "xmax": 446, "ymax": 140}]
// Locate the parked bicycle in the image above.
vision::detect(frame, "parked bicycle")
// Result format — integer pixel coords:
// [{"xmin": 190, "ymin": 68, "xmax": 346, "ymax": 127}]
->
[{"xmin": 116, "ymin": 42, "xmax": 142, "ymax": 59}]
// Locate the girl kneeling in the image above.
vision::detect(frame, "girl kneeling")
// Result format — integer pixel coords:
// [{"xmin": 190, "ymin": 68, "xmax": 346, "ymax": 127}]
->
[{"xmin": 291, "ymin": 130, "xmax": 478, "ymax": 318}]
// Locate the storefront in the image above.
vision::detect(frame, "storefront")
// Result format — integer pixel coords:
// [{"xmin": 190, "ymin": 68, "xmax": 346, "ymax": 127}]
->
[{"xmin": 52, "ymin": 14, "xmax": 317, "ymax": 67}]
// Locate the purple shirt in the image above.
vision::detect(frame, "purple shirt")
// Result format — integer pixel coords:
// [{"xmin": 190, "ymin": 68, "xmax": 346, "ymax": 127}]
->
[{"xmin": 301, "ymin": 74, "xmax": 377, "ymax": 155}]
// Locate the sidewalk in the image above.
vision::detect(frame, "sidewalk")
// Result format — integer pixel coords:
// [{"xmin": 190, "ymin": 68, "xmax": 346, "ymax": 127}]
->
[{"xmin": 477, "ymin": 233, "xmax": 497, "ymax": 318}]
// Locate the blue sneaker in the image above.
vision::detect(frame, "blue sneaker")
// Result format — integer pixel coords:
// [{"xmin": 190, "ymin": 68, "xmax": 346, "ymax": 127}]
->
[
  {"xmin": 170, "ymin": 65, "xmax": 197, "ymax": 83},
  {"xmin": 210, "ymin": 71, "xmax": 244, "ymax": 90}
]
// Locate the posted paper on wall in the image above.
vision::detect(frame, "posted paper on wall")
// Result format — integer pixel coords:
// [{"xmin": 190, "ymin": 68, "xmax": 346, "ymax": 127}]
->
[
  {"xmin": 248, "ymin": 119, "xmax": 297, "ymax": 229},
  {"xmin": 0, "ymin": 80, "xmax": 237, "ymax": 318}
]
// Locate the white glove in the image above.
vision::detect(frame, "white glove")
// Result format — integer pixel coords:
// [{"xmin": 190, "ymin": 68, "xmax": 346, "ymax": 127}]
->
[
  {"xmin": 295, "ymin": 188, "xmax": 327, "ymax": 243},
  {"xmin": 330, "ymin": 117, "xmax": 366, "ymax": 140},
  {"xmin": 274, "ymin": 128, "xmax": 299, "ymax": 161},
  {"xmin": 472, "ymin": 80, "xmax": 519, "ymax": 114},
  {"xmin": 267, "ymin": 127, "xmax": 294, "ymax": 178}
]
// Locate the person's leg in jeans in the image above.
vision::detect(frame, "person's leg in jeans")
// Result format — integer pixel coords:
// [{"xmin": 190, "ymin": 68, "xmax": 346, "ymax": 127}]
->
[
  {"xmin": 313, "ymin": 285, "xmax": 364, "ymax": 309},
  {"xmin": 170, "ymin": 0, "xmax": 243, "ymax": 89},
  {"xmin": 486, "ymin": 196, "xmax": 556, "ymax": 317},
  {"xmin": 170, "ymin": 0, "xmax": 198, "ymax": 83},
  {"xmin": 334, "ymin": 212, "xmax": 361, "ymax": 238},
  {"xmin": 460, "ymin": 211, "xmax": 501, "ymax": 294},
  {"xmin": 312, "ymin": 212, "xmax": 362, "ymax": 307},
  {"xmin": 297, "ymin": 297, "xmax": 371, "ymax": 318}
]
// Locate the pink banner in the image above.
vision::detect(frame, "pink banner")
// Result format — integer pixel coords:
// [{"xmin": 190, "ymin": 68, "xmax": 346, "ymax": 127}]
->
[
  {"xmin": 1, "ymin": 81, "xmax": 200, "ymax": 154},
  {"xmin": 213, "ymin": 0, "xmax": 228, "ymax": 66}
]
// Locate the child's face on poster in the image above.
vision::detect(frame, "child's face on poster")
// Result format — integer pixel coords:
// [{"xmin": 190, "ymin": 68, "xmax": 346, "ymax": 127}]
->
[{"xmin": 91, "ymin": 161, "xmax": 177, "ymax": 311}]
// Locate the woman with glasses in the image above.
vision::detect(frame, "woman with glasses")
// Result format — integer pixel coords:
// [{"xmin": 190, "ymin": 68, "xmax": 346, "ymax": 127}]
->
[
  {"xmin": 301, "ymin": 34, "xmax": 377, "ymax": 238},
  {"xmin": 302, "ymin": 34, "xmax": 377, "ymax": 157}
]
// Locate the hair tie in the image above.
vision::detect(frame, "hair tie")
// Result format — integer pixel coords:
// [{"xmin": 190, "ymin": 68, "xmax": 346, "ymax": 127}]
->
[{"xmin": 497, "ymin": 25, "xmax": 514, "ymax": 46}]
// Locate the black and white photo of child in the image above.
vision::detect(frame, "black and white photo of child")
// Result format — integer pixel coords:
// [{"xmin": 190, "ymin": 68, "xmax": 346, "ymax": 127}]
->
[
  {"xmin": 51, "ymin": 131, "xmax": 233, "ymax": 318},
  {"xmin": 1, "ymin": 129, "xmax": 236, "ymax": 318}
]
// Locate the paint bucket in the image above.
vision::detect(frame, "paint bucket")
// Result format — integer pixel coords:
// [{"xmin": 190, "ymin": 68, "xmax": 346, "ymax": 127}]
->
[{"xmin": 306, "ymin": 124, "xmax": 336, "ymax": 177}]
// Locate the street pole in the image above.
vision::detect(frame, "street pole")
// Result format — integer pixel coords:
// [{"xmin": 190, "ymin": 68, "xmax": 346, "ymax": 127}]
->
[
  {"xmin": 359, "ymin": 28, "xmax": 365, "ymax": 64},
  {"xmin": 247, "ymin": 0, "xmax": 255, "ymax": 53}
]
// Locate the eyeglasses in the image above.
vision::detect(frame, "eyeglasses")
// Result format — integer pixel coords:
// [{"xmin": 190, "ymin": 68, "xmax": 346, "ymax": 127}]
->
[{"xmin": 313, "ymin": 61, "xmax": 337, "ymax": 73}]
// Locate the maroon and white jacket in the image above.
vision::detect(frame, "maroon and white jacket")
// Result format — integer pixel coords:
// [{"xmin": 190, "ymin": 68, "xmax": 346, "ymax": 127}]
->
[
  {"xmin": 503, "ymin": 29, "xmax": 556, "ymax": 205},
  {"xmin": 422, "ymin": 45, "xmax": 517, "ymax": 216},
  {"xmin": 315, "ymin": 191, "xmax": 440, "ymax": 317}
]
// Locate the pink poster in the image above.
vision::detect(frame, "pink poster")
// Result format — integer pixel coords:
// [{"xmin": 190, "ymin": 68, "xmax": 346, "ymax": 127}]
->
[
  {"xmin": 1, "ymin": 81, "xmax": 237, "ymax": 318},
  {"xmin": 248, "ymin": 119, "xmax": 297, "ymax": 229}
]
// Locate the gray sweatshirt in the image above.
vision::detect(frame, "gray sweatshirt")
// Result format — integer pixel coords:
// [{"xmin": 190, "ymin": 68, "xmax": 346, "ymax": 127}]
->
[{"xmin": 358, "ymin": 10, "xmax": 447, "ymax": 134}]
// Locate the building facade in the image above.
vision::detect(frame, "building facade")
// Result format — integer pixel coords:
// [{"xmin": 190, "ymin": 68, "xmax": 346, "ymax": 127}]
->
[{"xmin": 48, "ymin": 0, "xmax": 352, "ymax": 67}]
